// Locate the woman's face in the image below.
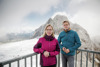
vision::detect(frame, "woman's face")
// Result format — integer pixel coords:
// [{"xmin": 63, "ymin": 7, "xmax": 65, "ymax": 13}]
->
[
  {"xmin": 63, "ymin": 22, "xmax": 70, "ymax": 30},
  {"xmin": 46, "ymin": 26, "xmax": 53, "ymax": 36}
]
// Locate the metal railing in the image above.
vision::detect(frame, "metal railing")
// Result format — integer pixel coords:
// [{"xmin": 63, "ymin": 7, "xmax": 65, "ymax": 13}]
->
[
  {"xmin": 0, "ymin": 52, "xmax": 60, "ymax": 67},
  {"xmin": 75, "ymin": 49, "xmax": 100, "ymax": 67},
  {"xmin": 0, "ymin": 49, "xmax": 100, "ymax": 67},
  {"xmin": 0, "ymin": 53, "xmax": 38, "ymax": 67}
]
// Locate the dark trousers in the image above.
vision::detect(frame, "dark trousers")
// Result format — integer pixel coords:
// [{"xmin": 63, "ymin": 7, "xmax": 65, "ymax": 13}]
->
[
  {"xmin": 61, "ymin": 54, "xmax": 74, "ymax": 67},
  {"xmin": 41, "ymin": 64, "xmax": 56, "ymax": 67}
]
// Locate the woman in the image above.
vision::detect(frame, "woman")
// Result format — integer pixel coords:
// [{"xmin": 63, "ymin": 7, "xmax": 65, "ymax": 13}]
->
[{"xmin": 33, "ymin": 24, "xmax": 60, "ymax": 67}]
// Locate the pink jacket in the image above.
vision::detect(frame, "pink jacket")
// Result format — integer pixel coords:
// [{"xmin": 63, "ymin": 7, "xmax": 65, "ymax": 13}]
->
[{"xmin": 33, "ymin": 35, "xmax": 60, "ymax": 66}]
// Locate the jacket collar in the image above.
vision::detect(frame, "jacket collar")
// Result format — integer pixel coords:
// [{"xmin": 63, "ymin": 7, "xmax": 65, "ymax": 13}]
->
[
  {"xmin": 64, "ymin": 28, "xmax": 71, "ymax": 32},
  {"xmin": 44, "ymin": 35, "xmax": 55, "ymax": 41}
]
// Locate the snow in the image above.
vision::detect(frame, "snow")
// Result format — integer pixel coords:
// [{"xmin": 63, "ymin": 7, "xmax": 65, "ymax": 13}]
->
[
  {"xmin": 0, "ymin": 38, "xmax": 38, "ymax": 62},
  {"xmin": 51, "ymin": 12, "xmax": 70, "ymax": 19},
  {"xmin": 0, "ymin": 38, "xmax": 40, "ymax": 67},
  {"xmin": 0, "ymin": 35, "xmax": 59, "ymax": 67}
]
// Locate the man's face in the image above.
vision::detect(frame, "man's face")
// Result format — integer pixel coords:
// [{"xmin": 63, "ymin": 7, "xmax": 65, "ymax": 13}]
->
[{"xmin": 63, "ymin": 22, "xmax": 70, "ymax": 30}]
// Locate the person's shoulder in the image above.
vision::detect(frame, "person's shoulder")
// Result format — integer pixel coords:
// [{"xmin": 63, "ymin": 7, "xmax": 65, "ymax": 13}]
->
[
  {"xmin": 54, "ymin": 38, "xmax": 57, "ymax": 41},
  {"xmin": 54, "ymin": 38, "xmax": 58, "ymax": 43},
  {"xmin": 39, "ymin": 37, "xmax": 45, "ymax": 40},
  {"xmin": 70, "ymin": 30, "xmax": 78, "ymax": 36},
  {"xmin": 38, "ymin": 37, "xmax": 45, "ymax": 43},
  {"xmin": 70, "ymin": 30, "xmax": 77, "ymax": 33}
]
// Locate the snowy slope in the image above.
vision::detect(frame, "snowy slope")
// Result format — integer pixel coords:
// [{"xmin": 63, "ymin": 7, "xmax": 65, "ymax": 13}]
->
[
  {"xmin": 0, "ymin": 38, "xmax": 38, "ymax": 62},
  {"xmin": 0, "ymin": 35, "xmax": 59, "ymax": 67}
]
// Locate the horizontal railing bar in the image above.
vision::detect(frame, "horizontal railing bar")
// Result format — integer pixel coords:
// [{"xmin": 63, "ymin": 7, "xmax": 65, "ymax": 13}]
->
[
  {"xmin": 0, "ymin": 53, "xmax": 38, "ymax": 65},
  {"xmin": 77, "ymin": 49, "xmax": 100, "ymax": 54}
]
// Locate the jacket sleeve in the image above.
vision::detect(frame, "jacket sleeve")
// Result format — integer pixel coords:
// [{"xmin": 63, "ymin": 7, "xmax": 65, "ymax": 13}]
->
[
  {"xmin": 58, "ymin": 34, "xmax": 63, "ymax": 49},
  {"xmin": 69, "ymin": 32, "xmax": 81, "ymax": 52},
  {"xmin": 33, "ymin": 38, "xmax": 45, "ymax": 54},
  {"xmin": 49, "ymin": 40, "xmax": 60, "ymax": 56}
]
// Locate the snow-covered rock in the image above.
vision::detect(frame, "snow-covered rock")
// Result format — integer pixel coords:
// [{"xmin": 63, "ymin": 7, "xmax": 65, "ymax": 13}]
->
[
  {"xmin": 91, "ymin": 36, "xmax": 100, "ymax": 67},
  {"xmin": 33, "ymin": 14, "xmax": 93, "ymax": 50}
]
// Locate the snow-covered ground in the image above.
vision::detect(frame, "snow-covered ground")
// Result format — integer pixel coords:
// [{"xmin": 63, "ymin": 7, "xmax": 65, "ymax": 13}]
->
[
  {"xmin": 0, "ymin": 35, "xmax": 59, "ymax": 67},
  {"xmin": 0, "ymin": 38, "xmax": 40, "ymax": 67},
  {"xmin": 0, "ymin": 38, "xmax": 38, "ymax": 62}
]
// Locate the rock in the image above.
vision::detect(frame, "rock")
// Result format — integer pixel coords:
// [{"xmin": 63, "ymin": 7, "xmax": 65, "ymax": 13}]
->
[
  {"xmin": 33, "ymin": 14, "xmax": 93, "ymax": 50},
  {"xmin": 33, "ymin": 14, "xmax": 95, "ymax": 67}
]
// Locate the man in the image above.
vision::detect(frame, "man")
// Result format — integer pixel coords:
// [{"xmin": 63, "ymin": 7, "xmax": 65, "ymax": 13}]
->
[{"xmin": 58, "ymin": 21, "xmax": 81, "ymax": 67}]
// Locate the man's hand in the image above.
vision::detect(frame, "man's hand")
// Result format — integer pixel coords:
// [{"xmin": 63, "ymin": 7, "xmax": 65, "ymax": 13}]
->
[
  {"xmin": 62, "ymin": 47, "xmax": 70, "ymax": 53},
  {"xmin": 62, "ymin": 47, "xmax": 66, "ymax": 51},
  {"xmin": 44, "ymin": 51, "xmax": 49, "ymax": 57},
  {"xmin": 66, "ymin": 49, "xmax": 70, "ymax": 53}
]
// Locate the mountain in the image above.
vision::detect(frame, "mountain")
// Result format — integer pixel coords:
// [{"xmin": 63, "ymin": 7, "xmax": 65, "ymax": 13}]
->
[
  {"xmin": 92, "ymin": 36, "xmax": 100, "ymax": 51},
  {"xmin": 32, "ymin": 14, "xmax": 98, "ymax": 67},
  {"xmin": 91, "ymin": 36, "xmax": 100, "ymax": 66},
  {"xmin": 0, "ymin": 31, "xmax": 34, "ymax": 44},
  {"xmin": 33, "ymin": 15, "xmax": 93, "ymax": 50}
]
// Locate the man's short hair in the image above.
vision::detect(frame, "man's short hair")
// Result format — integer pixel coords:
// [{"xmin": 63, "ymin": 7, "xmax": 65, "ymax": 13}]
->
[{"xmin": 63, "ymin": 21, "xmax": 70, "ymax": 25}]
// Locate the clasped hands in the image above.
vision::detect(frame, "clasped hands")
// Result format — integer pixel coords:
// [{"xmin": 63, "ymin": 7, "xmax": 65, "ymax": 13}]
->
[
  {"xmin": 62, "ymin": 47, "xmax": 70, "ymax": 53},
  {"xmin": 43, "ymin": 51, "xmax": 50, "ymax": 57}
]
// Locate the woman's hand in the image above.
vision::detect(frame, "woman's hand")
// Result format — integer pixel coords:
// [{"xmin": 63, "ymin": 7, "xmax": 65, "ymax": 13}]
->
[{"xmin": 44, "ymin": 51, "xmax": 49, "ymax": 57}]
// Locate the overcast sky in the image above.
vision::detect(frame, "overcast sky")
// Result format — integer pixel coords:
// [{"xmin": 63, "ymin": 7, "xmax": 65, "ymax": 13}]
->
[{"xmin": 0, "ymin": 0, "xmax": 100, "ymax": 38}]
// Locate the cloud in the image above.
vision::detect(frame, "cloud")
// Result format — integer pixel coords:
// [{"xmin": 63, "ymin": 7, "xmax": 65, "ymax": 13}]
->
[
  {"xmin": 0, "ymin": 0, "xmax": 61, "ymax": 37},
  {"xmin": 51, "ymin": 11, "xmax": 71, "ymax": 19},
  {"xmin": 69, "ymin": 0, "xmax": 100, "ymax": 37},
  {"xmin": 0, "ymin": 0, "xmax": 100, "ymax": 38}
]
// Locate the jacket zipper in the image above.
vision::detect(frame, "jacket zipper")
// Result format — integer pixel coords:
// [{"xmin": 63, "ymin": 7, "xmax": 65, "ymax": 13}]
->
[
  {"xmin": 47, "ymin": 39, "xmax": 50, "ymax": 65},
  {"xmin": 48, "ymin": 39, "xmax": 50, "ymax": 58}
]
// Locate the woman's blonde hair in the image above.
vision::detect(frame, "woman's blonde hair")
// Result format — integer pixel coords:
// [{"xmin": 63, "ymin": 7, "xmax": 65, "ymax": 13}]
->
[{"xmin": 43, "ymin": 24, "xmax": 55, "ymax": 37}]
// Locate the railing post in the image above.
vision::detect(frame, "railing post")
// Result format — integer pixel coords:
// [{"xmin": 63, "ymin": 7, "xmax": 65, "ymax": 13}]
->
[
  {"xmin": 75, "ymin": 50, "xmax": 77, "ymax": 67},
  {"xmin": 9, "ymin": 63, "xmax": 11, "ymax": 67},
  {"xmin": 58, "ymin": 53, "xmax": 60, "ymax": 67},
  {"xmin": 80, "ymin": 51, "xmax": 82, "ymax": 67},
  {"xmin": 36, "ymin": 54, "xmax": 38, "ymax": 67},
  {"xmin": 0, "ymin": 63, "xmax": 3, "ymax": 67},
  {"xmin": 25, "ymin": 58, "xmax": 27, "ymax": 67},
  {"xmin": 86, "ymin": 52, "xmax": 88, "ymax": 67},
  {"xmin": 17, "ymin": 60, "xmax": 20, "ymax": 67},
  {"xmin": 31, "ymin": 56, "xmax": 33, "ymax": 67},
  {"xmin": 92, "ymin": 53, "xmax": 94, "ymax": 67}
]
